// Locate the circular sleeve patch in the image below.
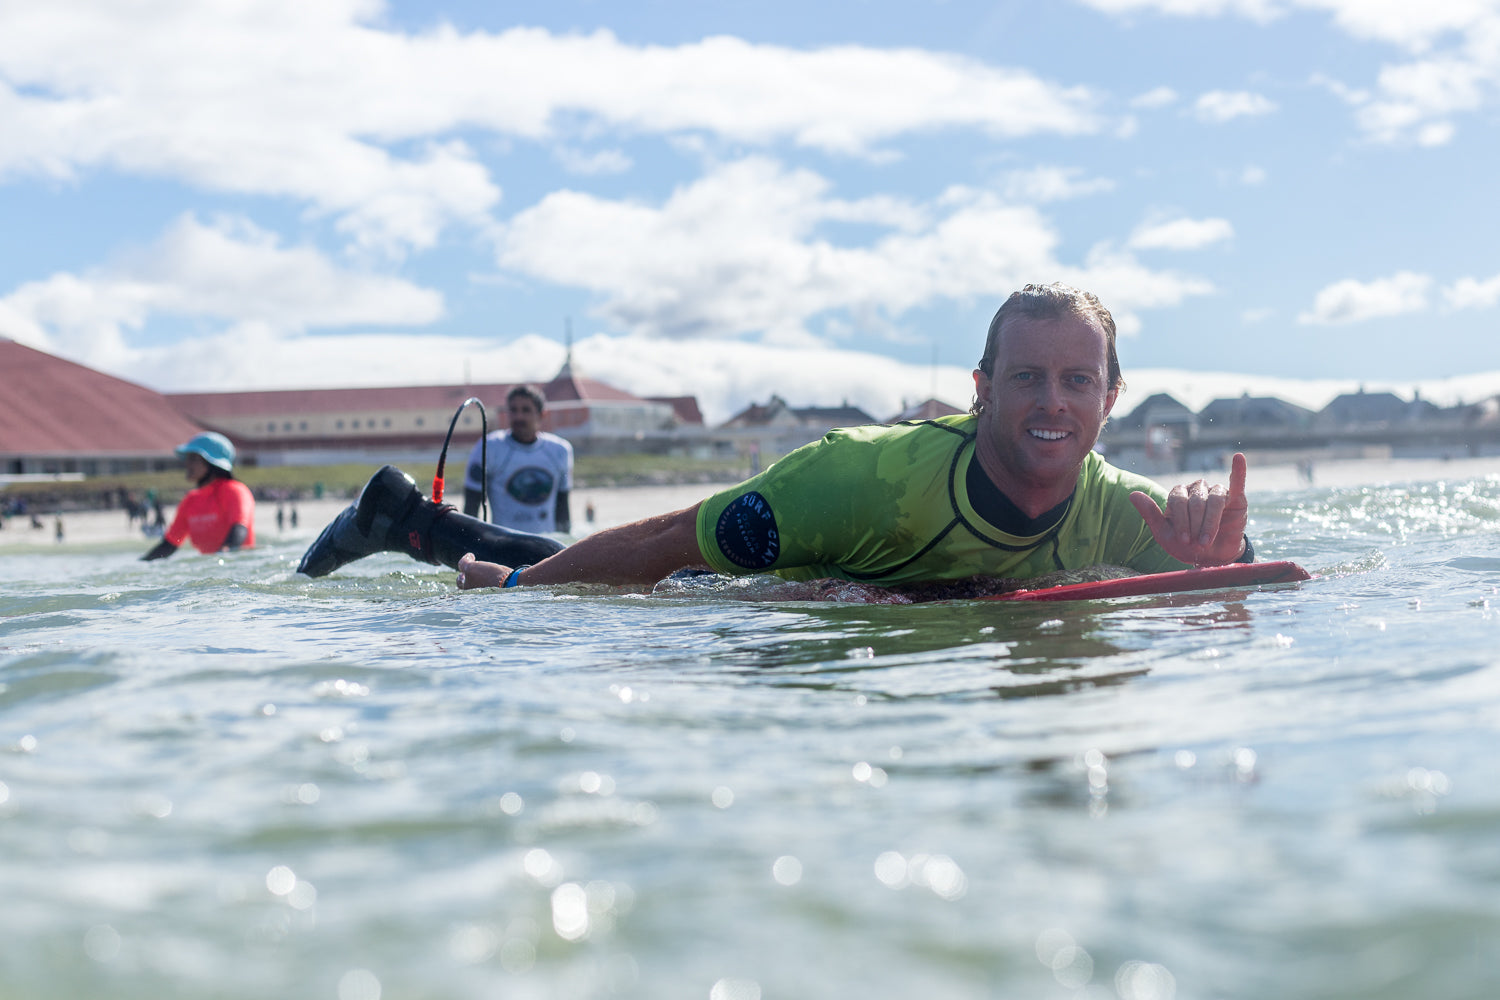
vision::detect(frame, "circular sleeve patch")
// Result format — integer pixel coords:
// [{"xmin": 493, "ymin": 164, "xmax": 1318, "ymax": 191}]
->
[{"xmin": 713, "ymin": 492, "xmax": 781, "ymax": 570}]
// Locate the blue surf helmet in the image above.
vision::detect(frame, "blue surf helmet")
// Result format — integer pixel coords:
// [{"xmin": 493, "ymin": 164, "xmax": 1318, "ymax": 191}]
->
[{"xmin": 176, "ymin": 432, "xmax": 236, "ymax": 473}]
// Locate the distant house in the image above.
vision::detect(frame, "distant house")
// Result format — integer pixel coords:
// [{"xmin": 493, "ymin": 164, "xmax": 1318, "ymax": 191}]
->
[
  {"xmin": 1318, "ymin": 388, "xmax": 1439, "ymax": 427},
  {"xmin": 720, "ymin": 395, "xmax": 876, "ymax": 432},
  {"xmin": 887, "ymin": 398, "xmax": 965, "ymax": 423},
  {"xmin": 1101, "ymin": 392, "xmax": 1196, "ymax": 471},
  {"xmin": 719, "ymin": 395, "xmax": 878, "ymax": 456},
  {"xmin": 1110, "ymin": 392, "xmax": 1196, "ymax": 434},
  {"xmin": 721, "ymin": 395, "xmax": 805, "ymax": 431},
  {"xmin": 793, "ymin": 403, "xmax": 880, "ymax": 430},
  {"xmin": 537, "ymin": 368, "xmax": 690, "ymax": 449},
  {"xmin": 1198, "ymin": 394, "xmax": 1314, "ymax": 430},
  {"xmin": 1462, "ymin": 395, "xmax": 1500, "ymax": 426},
  {"xmin": 0, "ymin": 339, "xmax": 206, "ymax": 478},
  {"xmin": 648, "ymin": 396, "xmax": 705, "ymax": 427}
]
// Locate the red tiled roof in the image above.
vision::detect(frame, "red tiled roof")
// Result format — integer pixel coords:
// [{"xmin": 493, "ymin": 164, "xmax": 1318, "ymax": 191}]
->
[
  {"xmin": 0, "ymin": 339, "xmax": 206, "ymax": 455},
  {"xmin": 648, "ymin": 396, "xmax": 705, "ymax": 425},
  {"xmin": 167, "ymin": 383, "xmax": 517, "ymax": 417},
  {"xmin": 543, "ymin": 372, "xmax": 642, "ymax": 403}
]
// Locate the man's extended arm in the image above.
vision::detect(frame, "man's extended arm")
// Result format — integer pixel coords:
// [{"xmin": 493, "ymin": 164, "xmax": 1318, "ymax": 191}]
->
[
  {"xmin": 1128, "ymin": 452, "xmax": 1250, "ymax": 566},
  {"xmin": 457, "ymin": 503, "xmax": 702, "ymax": 589},
  {"xmin": 555, "ymin": 490, "xmax": 571, "ymax": 534},
  {"xmin": 142, "ymin": 539, "xmax": 177, "ymax": 561}
]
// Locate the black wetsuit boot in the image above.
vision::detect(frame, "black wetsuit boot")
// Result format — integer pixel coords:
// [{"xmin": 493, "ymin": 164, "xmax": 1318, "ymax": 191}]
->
[{"xmin": 297, "ymin": 466, "xmax": 566, "ymax": 578}]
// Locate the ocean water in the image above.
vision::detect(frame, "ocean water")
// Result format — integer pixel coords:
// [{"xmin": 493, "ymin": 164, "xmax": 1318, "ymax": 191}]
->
[{"xmin": 2, "ymin": 471, "xmax": 1500, "ymax": 1000}]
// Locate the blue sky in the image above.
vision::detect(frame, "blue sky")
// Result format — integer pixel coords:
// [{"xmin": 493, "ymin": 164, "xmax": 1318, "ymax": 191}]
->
[{"xmin": 3, "ymin": 0, "xmax": 1500, "ymax": 422}]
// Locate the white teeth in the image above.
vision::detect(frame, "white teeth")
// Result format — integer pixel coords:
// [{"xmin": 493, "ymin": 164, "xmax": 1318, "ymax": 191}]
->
[{"xmin": 1030, "ymin": 429, "xmax": 1068, "ymax": 440}]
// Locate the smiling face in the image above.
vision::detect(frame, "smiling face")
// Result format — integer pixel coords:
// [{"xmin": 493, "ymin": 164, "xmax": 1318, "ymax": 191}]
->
[{"xmin": 971, "ymin": 312, "xmax": 1119, "ymax": 516}]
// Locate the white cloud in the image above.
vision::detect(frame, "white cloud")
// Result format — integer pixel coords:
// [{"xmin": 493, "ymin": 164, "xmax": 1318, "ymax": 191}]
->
[
  {"xmin": 1130, "ymin": 86, "xmax": 1180, "ymax": 108},
  {"xmin": 998, "ymin": 165, "xmax": 1116, "ymax": 202},
  {"xmin": 1063, "ymin": 244, "xmax": 1215, "ymax": 336},
  {"xmin": 1193, "ymin": 90, "xmax": 1278, "ymax": 122},
  {"xmin": 569, "ymin": 335, "xmax": 979, "ymax": 424},
  {"xmin": 1089, "ymin": 1, "xmax": 1500, "ymax": 144},
  {"xmin": 0, "ymin": 3, "xmax": 1107, "ymax": 252},
  {"xmin": 1127, "ymin": 217, "xmax": 1235, "ymax": 250},
  {"xmin": 1445, "ymin": 273, "xmax": 1500, "ymax": 308},
  {"xmin": 1300, "ymin": 0, "xmax": 1498, "ymax": 52},
  {"xmin": 1298, "ymin": 271, "xmax": 1432, "ymax": 324},
  {"xmin": 1083, "ymin": 0, "xmax": 1495, "ymax": 47},
  {"xmin": 494, "ymin": 156, "xmax": 1212, "ymax": 342},
  {"xmin": 1078, "ymin": 0, "xmax": 1283, "ymax": 22},
  {"xmin": 1356, "ymin": 55, "xmax": 1488, "ymax": 143},
  {"xmin": 134, "ymin": 327, "xmax": 569, "ymax": 397},
  {"xmin": 554, "ymin": 147, "xmax": 633, "ymax": 176},
  {"xmin": 1240, "ymin": 164, "xmax": 1268, "ymax": 184},
  {"xmin": 0, "ymin": 214, "xmax": 443, "ymax": 374},
  {"xmin": 26, "ymin": 309, "xmax": 1498, "ymax": 425},
  {"xmin": 1310, "ymin": 71, "xmax": 1371, "ymax": 105}
]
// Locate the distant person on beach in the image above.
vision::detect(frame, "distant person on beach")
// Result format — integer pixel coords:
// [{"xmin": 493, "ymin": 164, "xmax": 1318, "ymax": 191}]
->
[
  {"xmin": 149, "ymin": 496, "xmax": 166, "ymax": 537},
  {"xmin": 297, "ymin": 283, "xmax": 1253, "ymax": 589},
  {"xmin": 142, "ymin": 433, "xmax": 257, "ymax": 560},
  {"xmin": 462, "ymin": 385, "xmax": 574, "ymax": 535}
]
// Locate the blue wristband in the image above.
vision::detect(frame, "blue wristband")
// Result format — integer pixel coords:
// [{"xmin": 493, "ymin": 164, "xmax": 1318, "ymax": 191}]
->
[{"xmin": 503, "ymin": 565, "xmax": 530, "ymax": 588}]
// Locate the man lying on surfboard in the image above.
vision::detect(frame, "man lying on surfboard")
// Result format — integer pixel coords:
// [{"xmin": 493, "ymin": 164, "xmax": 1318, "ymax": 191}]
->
[{"xmin": 299, "ymin": 282, "xmax": 1253, "ymax": 589}]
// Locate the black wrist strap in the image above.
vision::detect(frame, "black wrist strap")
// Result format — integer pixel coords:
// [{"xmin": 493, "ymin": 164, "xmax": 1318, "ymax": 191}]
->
[{"xmin": 1236, "ymin": 534, "xmax": 1256, "ymax": 564}]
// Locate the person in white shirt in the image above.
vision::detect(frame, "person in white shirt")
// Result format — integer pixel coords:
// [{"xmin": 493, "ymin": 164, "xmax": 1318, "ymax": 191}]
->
[{"xmin": 463, "ymin": 385, "xmax": 573, "ymax": 535}]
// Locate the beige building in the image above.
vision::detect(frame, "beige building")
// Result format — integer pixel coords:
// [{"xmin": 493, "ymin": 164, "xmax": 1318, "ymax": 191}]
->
[{"xmin": 167, "ymin": 367, "xmax": 706, "ymax": 466}]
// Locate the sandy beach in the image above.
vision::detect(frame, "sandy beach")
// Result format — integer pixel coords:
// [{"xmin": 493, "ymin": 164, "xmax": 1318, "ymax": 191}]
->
[{"xmin": 3, "ymin": 456, "xmax": 1496, "ymax": 552}]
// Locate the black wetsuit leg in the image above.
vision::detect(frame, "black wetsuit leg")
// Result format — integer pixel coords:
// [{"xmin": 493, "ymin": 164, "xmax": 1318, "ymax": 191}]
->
[
  {"xmin": 425, "ymin": 510, "xmax": 566, "ymax": 570},
  {"xmin": 298, "ymin": 465, "xmax": 564, "ymax": 578}
]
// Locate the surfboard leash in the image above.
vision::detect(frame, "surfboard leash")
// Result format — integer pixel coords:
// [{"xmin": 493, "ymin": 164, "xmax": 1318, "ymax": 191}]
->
[{"xmin": 435, "ymin": 396, "xmax": 488, "ymax": 523}]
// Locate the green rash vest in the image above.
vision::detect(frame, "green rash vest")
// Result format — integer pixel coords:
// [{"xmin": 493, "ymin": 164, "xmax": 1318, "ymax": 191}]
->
[{"xmin": 695, "ymin": 414, "xmax": 1189, "ymax": 584}]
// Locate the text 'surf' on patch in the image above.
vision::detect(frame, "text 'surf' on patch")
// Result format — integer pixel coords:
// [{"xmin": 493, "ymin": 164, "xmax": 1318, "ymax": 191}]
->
[{"xmin": 714, "ymin": 491, "xmax": 780, "ymax": 570}]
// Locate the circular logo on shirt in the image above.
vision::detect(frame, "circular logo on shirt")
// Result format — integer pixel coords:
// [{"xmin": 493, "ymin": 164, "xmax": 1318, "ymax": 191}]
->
[
  {"xmin": 506, "ymin": 466, "xmax": 556, "ymax": 506},
  {"xmin": 714, "ymin": 491, "xmax": 780, "ymax": 570}
]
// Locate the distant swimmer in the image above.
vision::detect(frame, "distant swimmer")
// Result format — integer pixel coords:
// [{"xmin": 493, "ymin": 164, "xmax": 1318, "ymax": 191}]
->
[
  {"xmin": 462, "ymin": 384, "xmax": 574, "ymax": 535},
  {"xmin": 445, "ymin": 283, "xmax": 1256, "ymax": 591},
  {"xmin": 142, "ymin": 433, "xmax": 256, "ymax": 561}
]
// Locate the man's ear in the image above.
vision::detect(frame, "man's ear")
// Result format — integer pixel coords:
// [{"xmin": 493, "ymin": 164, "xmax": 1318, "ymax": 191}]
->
[{"xmin": 1102, "ymin": 387, "xmax": 1118, "ymax": 420}]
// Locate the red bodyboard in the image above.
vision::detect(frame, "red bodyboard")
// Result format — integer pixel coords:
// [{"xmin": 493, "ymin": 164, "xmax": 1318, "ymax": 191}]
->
[{"xmin": 984, "ymin": 560, "xmax": 1312, "ymax": 602}]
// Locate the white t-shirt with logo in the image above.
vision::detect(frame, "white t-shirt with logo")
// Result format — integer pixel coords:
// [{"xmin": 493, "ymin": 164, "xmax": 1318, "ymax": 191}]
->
[{"xmin": 463, "ymin": 431, "xmax": 574, "ymax": 533}]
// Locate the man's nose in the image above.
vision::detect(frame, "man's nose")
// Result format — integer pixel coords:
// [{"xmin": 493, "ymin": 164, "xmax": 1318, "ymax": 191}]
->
[{"xmin": 1035, "ymin": 376, "xmax": 1066, "ymax": 409}]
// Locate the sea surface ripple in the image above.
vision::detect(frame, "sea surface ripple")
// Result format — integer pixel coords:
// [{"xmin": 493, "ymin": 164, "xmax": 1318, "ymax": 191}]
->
[{"xmin": 2, "ymin": 472, "xmax": 1499, "ymax": 999}]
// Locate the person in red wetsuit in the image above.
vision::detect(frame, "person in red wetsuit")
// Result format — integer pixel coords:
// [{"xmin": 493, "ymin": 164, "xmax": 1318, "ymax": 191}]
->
[{"xmin": 142, "ymin": 433, "xmax": 256, "ymax": 560}]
